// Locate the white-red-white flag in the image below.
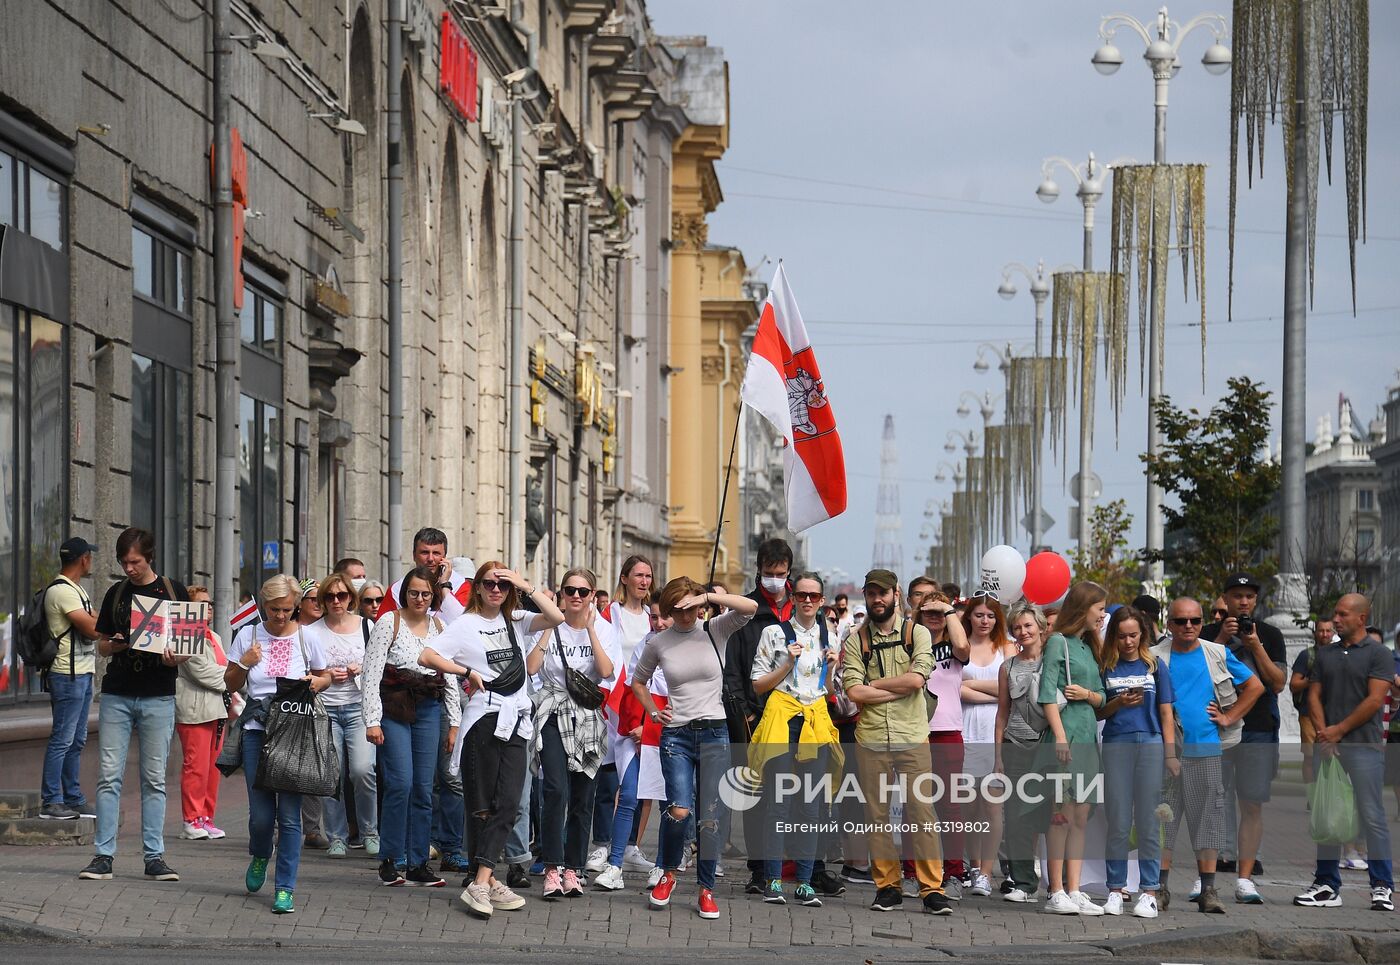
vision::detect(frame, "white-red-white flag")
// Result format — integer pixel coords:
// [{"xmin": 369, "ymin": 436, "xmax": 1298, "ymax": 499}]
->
[{"xmin": 740, "ymin": 264, "xmax": 846, "ymax": 532}]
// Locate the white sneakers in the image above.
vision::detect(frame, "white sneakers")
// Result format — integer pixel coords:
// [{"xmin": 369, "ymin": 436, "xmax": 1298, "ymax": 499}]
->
[
  {"xmin": 585, "ymin": 846, "xmax": 609, "ymax": 873},
  {"xmin": 1045, "ymin": 891, "xmax": 1078, "ymax": 915},
  {"xmin": 1188, "ymin": 878, "xmax": 1203, "ymax": 900},
  {"xmin": 1103, "ymin": 891, "xmax": 1124, "ymax": 916},
  {"xmin": 646, "ymin": 865, "xmax": 666, "ymax": 889},
  {"xmin": 1132, "ymin": 893, "xmax": 1159, "ymax": 919},
  {"xmin": 967, "ymin": 872, "xmax": 992, "ymax": 897},
  {"xmin": 593, "ymin": 864, "xmax": 625, "ymax": 891},
  {"xmin": 622, "ymin": 845, "xmax": 652, "ymax": 874},
  {"xmin": 180, "ymin": 821, "xmax": 209, "ymax": 840},
  {"xmin": 1003, "ymin": 887, "xmax": 1037, "ymax": 903},
  {"xmin": 1235, "ymin": 877, "xmax": 1264, "ymax": 904},
  {"xmin": 1071, "ymin": 891, "xmax": 1104, "ymax": 915}
]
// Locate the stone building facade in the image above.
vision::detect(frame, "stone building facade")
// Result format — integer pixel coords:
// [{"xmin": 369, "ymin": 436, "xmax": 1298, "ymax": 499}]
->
[{"xmin": 0, "ymin": 0, "xmax": 741, "ymax": 702}]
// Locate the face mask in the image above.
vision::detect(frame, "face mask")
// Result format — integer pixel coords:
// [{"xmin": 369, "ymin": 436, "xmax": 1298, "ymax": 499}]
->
[
  {"xmin": 351, "ymin": 577, "xmax": 366, "ymax": 592},
  {"xmin": 761, "ymin": 576, "xmax": 786, "ymax": 595}
]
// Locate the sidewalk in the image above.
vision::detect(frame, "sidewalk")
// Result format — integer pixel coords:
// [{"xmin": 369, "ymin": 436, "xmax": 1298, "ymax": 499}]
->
[{"xmin": 1, "ymin": 777, "xmax": 1397, "ymax": 960}]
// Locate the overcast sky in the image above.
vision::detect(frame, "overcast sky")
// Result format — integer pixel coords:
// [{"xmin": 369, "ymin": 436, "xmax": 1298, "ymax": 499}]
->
[{"xmin": 648, "ymin": 0, "xmax": 1400, "ymax": 582}]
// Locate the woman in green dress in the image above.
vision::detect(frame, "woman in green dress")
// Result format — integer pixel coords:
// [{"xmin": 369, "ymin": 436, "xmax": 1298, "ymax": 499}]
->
[{"xmin": 1037, "ymin": 581, "xmax": 1108, "ymax": 916}]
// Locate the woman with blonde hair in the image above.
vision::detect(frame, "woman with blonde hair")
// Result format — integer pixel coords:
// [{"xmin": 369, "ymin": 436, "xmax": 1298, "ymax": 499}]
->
[
  {"xmin": 997, "ymin": 601, "xmax": 1048, "ymax": 902},
  {"xmin": 1038, "ymin": 581, "xmax": 1108, "ymax": 916},
  {"xmin": 224, "ymin": 574, "xmax": 332, "ymax": 914},
  {"xmin": 630, "ymin": 577, "xmax": 757, "ymax": 921},
  {"xmin": 307, "ymin": 571, "xmax": 379, "ymax": 858},
  {"xmin": 1097, "ymin": 605, "xmax": 1177, "ymax": 918}
]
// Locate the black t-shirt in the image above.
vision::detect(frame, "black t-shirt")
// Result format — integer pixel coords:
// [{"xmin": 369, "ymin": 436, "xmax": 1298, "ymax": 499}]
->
[
  {"xmin": 96, "ymin": 575, "xmax": 190, "ymax": 698},
  {"xmin": 1203, "ymin": 617, "xmax": 1287, "ymax": 733}
]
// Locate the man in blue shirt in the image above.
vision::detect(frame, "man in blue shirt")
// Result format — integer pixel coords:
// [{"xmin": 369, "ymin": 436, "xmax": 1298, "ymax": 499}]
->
[{"xmin": 1152, "ymin": 598, "xmax": 1263, "ymax": 914}]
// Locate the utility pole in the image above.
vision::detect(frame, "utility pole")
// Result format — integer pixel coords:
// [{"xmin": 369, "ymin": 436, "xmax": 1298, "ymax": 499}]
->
[
  {"xmin": 212, "ymin": 0, "xmax": 236, "ymax": 634},
  {"xmin": 386, "ymin": 0, "xmax": 404, "ymax": 576}
]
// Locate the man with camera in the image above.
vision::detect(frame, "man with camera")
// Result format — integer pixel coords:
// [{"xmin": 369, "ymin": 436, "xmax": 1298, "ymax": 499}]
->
[{"xmin": 1202, "ymin": 573, "xmax": 1288, "ymax": 904}]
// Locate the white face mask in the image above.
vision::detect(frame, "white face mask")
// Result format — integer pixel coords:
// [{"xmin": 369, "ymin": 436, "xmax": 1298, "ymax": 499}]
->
[
  {"xmin": 761, "ymin": 576, "xmax": 787, "ymax": 595},
  {"xmin": 351, "ymin": 577, "xmax": 366, "ymax": 592}
]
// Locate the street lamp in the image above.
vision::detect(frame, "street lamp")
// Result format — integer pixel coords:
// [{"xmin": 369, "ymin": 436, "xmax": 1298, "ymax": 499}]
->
[
  {"xmin": 995, "ymin": 262, "xmax": 1066, "ymax": 553},
  {"xmin": 1036, "ymin": 153, "xmax": 1135, "ymax": 270},
  {"xmin": 957, "ymin": 390, "xmax": 1000, "ymax": 427},
  {"xmin": 944, "ymin": 429, "xmax": 978, "ymax": 459},
  {"xmin": 934, "ymin": 460, "xmax": 965, "ymax": 487},
  {"xmin": 1093, "ymin": 5, "xmax": 1229, "ymax": 591}
]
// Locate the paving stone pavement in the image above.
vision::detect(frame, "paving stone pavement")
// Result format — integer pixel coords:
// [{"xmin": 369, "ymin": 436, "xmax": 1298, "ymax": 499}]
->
[{"xmin": 1, "ymin": 768, "xmax": 1396, "ymax": 955}]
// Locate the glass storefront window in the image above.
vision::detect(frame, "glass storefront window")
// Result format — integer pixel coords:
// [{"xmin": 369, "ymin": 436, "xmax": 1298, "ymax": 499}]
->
[
  {"xmin": 0, "ymin": 150, "xmax": 11, "ymax": 227},
  {"xmin": 131, "ymin": 354, "xmax": 191, "ymax": 582},
  {"xmin": 239, "ymin": 394, "xmax": 281, "ymax": 597},
  {"xmin": 132, "ymin": 226, "xmax": 154, "ymax": 299},
  {"xmin": 28, "ymin": 167, "xmax": 62, "ymax": 252}
]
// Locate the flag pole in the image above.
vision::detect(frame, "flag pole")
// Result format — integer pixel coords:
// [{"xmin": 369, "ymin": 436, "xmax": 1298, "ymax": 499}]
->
[{"xmin": 707, "ymin": 402, "xmax": 743, "ymax": 585}]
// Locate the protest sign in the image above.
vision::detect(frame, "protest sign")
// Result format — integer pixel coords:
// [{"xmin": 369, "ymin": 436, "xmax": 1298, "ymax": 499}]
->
[{"xmin": 129, "ymin": 599, "xmax": 210, "ymax": 655}]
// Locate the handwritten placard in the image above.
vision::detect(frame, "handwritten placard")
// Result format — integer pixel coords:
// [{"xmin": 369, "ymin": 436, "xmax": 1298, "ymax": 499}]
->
[{"xmin": 129, "ymin": 599, "xmax": 209, "ymax": 654}]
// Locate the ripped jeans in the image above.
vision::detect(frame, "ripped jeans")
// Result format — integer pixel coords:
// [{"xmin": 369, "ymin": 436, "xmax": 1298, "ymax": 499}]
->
[{"xmin": 658, "ymin": 721, "xmax": 729, "ymax": 890}]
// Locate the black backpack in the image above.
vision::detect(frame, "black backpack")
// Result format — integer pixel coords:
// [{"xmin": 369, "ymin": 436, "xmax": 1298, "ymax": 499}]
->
[{"xmin": 17, "ymin": 579, "xmax": 66, "ymax": 672}]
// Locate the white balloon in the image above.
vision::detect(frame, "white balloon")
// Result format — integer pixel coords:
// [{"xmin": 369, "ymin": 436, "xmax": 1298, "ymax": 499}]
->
[{"xmin": 978, "ymin": 545, "xmax": 1027, "ymax": 605}]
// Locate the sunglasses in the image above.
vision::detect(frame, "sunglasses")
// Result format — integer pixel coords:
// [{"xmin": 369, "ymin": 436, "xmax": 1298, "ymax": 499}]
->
[
  {"xmin": 406, "ymin": 589, "xmax": 435, "ymax": 600},
  {"xmin": 1212, "ymin": 609, "xmax": 1227, "ymax": 619},
  {"xmin": 793, "ymin": 591, "xmax": 822, "ymax": 603},
  {"xmin": 327, "ymin": 591, "xmax": 351, "ymax": 603},
  {"xmin": 1171, "ymin": 617, "xmax": 1203, "ymax": 626},
  {"xmin": 479, "ymin": 579, "xmax": 507, "ymax": 592},
  {"xmin": 561, "ymin": 585, "xmax": 593, "ymax": 598},
  {"xmin": 361, "ymin": 596, "xmax": 383, "ymax": 606}
]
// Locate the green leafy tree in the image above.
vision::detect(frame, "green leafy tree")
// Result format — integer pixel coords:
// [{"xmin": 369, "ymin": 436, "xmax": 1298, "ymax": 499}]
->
[
  {"xmin": 1142, "ymin": 376, "xmax": 1281, "ymax": 601},
  {"xmin": 1069, "ymin": 498, "xmax": 1142, "ymax": 603}
]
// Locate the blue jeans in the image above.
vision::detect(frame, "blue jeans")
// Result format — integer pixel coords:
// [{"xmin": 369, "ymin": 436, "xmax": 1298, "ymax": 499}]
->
[
  {"xmin": 1314, "ymin": 745, "xmax": 1394, "ymax": 891},
  {"xmin": 1102, "ymin": 732, "xmax": 1164, "ymax": 891},
  {"xmin": 504, "ymin": 764, "xmax": 534, "ymax": 867},
  {"xmin": 539, "ymin": 715, "xmax": 598, "ymax": 869},
  {"xmin": 431, "ymin": 707, "xmax": 464, "ymax": 860},
  {"xmin": 659, "ymin": 723, "xmax": 728, "ymax": 890},
  {"xmin": 43, "ymin": 672, "xmax": 93, "ymax": 807},
  {"xmin": 608, "ymin": 754, "xmax": 641, "ymax": 868},
  {"xmin": 321, "ymin": 703, "xmax": 378, "ymax": 844},
  {"xmin": 95, "ymin": 693, "xmax": 175, "ymax": 859},
  {"xmin": 380, "ymin": 699, "xmax": 441, "ymax": 868},
  {"xmin": 593, "ymin": 763, "xmax": 619, "ymax": 846},
  {"xmin": 242, "ymin": 728, "xmax": 303, "ymax": 891}
]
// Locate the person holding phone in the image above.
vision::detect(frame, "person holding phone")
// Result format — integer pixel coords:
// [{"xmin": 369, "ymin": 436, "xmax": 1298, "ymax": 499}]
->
[{"xmin": 1098, "ymin": 605, "xmax": 1177, "ymax": 919}]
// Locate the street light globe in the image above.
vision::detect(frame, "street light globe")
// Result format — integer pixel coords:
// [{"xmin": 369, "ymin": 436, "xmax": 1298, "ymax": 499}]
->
[
  {"xmin": 957, "ymin": 403, "xmax": 971, "ymax": 418},
  {"xmin": 973, "ymin": 357, "xmax": 990, "ymax": 373},
  {"xmin": 943, "ymin": 441, "xmax": 956, "ymax": 454},
  {"xmin": 1091, "ymin": 43, "xmax": 1123, "ymax": 74},
  {"xmin": 1035, "ymin": 178, "xmax": 1060, "ymax": 203},
  {"xmin": 1202, "ymin": 43, "xmax": 1232, "ymax": 75},
  {"xmin": 997, "ymin": 280, "xmax": 1017, "ymax": 300},
  {"xmin": 935, "ymin": 472, "xmax": 947, "ymax": 483}
]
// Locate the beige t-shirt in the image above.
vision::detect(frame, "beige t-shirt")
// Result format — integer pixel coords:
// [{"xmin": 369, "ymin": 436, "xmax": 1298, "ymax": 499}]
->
[{"xmin": 45, "ymin": 576, "xmax": 95, "ymax": 676}]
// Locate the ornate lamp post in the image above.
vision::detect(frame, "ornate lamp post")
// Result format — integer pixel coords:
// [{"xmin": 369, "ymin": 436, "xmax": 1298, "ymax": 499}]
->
[{"xmin": 1093, "ymin": 6, "xmax": 1229, "ymax": 594}]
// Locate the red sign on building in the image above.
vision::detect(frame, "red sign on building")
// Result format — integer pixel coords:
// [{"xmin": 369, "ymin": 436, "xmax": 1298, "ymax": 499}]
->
[
  {"xmin": 440, "ymin": 13, "xmax": 478, "ymax": 122},
  {"xmin": 209, "ymin": 126, "xmax": 249, "ymax": 310}
]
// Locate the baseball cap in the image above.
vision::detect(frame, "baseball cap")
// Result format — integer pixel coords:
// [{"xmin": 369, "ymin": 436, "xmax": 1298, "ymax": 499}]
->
[
  {"xmin": 863, "ymin": 569, "xmax": 899, "ymax": 591},
  {"xmin": 1131, "ymin": 594, "xmax": 1162, "ymax": 618},
  {"xmin": 1222, "ymin": 572, "xmax": 1261, "ymax": 593},
  {"xmin": 59, "ymin": 537, "xmax": 98, "ymax": 564}
]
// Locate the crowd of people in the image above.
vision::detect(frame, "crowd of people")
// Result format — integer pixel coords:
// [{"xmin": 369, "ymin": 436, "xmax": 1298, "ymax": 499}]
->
[{"xmin": 29, "ymin": 526, "xmax": 1400, "ymax": 922}]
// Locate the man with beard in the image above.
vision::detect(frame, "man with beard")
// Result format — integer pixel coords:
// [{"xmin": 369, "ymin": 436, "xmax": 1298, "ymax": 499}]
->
[{"xmin": 841, "ymin": 569, "xmax": 951, "ymax": 916}]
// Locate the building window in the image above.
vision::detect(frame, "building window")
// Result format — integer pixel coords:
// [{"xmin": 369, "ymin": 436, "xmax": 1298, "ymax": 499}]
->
[
  {"xmin": 240, "ymin": 282, "xmax": 282, "ymax": 359},
  {"xmin": 131, "ymin": 355, "xmax": 191, "ymax": 582},
  {"xmin": 0, "ymin": 147, "xmax": 64, "ymax": 252},
  {"xmin": 1357, "ymin": 528, "xmax": 1376, "ymax": 557},
  {"xmin": 1358, "ymin": 489, "xmax": 1375, "ymax": 511},
  {"xmin": 0, "ymin": 307, "xmax": 69, "ymax": 700},
  {"xmin": 132, "ymin": 224, "xmax": 192, "ymax": 315},
  {"xmin": 239, "ymin": 394, "xmax": 282, "ymax": 597}
]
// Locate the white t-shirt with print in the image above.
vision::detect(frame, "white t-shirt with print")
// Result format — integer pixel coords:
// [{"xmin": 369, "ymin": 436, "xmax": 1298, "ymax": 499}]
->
[
  {"xmin": 227, "ymin": 623, "xmax": 328, "ymax": 731},
  {"xmin": 538, "ymin": 621, "xmax": 619, "ymax": 691},
  {"xmin": 433, "ymin": 609, "xmax": 535, "ymax": 744}
]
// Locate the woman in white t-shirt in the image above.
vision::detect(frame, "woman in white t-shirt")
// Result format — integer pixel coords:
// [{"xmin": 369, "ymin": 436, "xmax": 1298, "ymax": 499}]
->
[
  {"xmin": 959, "ymin": 595, "xmax": 1011, "ymax": 897},
  {"xmin": 223, "ymin": 575, "xmax": 331, "ymax": 915},
  {"xmin": 524, "ymin": 568, "xmax": 616, "ymax": 898},
  {"xmin": 418, "ymin": 560, "xmax": 564, "ymax": 920},
  {"xmin": 306, "ymin": 571, "xmax": 378, "ymax": 858},
  {"xmin": 585, "ymin": 555, "xmax": 654, "ymax": 874}
]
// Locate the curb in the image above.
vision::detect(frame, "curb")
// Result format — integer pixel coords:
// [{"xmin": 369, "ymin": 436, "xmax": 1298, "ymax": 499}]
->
[
  {"xmin": 1094, "ymin": 924, "xmax": 1400, "ymax": 963},
  {"xmin": 0, "ymin": 914, "xmax": 85, "ymax": 944}
]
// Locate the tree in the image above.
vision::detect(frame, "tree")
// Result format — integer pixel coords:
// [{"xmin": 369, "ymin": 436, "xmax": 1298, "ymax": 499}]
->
[
  {"xmin": 1069, "ymin": 499, "xmax": 1142, "ymax": 604},
  {"xmin": 1142, "ymin": 376, "xmax": 1281, "ymax": 601}
]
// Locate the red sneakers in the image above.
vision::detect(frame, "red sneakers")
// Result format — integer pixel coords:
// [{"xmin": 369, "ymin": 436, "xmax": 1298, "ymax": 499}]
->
[
  {"xmin": 697, "ymin": 887, "xmax": 720, "ymax": 920},
  {"xmin": 649, "ymin": 871, "xmax": 676, "ymax": 908}
]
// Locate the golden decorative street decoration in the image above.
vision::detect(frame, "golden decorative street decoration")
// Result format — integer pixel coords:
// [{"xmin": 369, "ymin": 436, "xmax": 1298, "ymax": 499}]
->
[
  {"xmin": 1228, "ymin": 0, "xmax": 1369, "ymax": 311},
  {"xmin": 1108, "ymin": 163, "xmax": 1208, "ymax": 389},
  {"xmin": 1008, "ymin": 355, "xmax": 1068, "ymax": 464},
  {"xmin": 1051, "ymin": 270, "xmax": 1129, "ymax": 442}
]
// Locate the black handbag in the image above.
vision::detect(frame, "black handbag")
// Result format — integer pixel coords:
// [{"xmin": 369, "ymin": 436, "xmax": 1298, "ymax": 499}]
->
[
  {"xmin": 482, "ymin": 616, "xmax": 527, "ymax": 695},
  {"xmin": 555, "ymin": 628, "xmax": 606, "ymax": 710}
]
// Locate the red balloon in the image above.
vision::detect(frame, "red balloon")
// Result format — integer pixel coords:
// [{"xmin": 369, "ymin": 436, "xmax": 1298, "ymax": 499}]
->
[{"xmin": 1023, "ymin": 552, "xmax": 1072, "ymax": 606}]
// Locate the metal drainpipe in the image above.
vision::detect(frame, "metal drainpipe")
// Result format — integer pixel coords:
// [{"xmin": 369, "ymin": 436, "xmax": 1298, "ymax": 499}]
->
[
  {"xmin": 506, "ymin": 0, "xmax": 537, "ymax": 566},
  {"xmin": 212, "ymin": 0, "xmax": 236, "ymax": 635},
  {"xmin": 611, "ymin": 254, "xmax": 625, "ymax": 572},
  {"xmin": 386, "ymin": 0, "xmax": 404, "ymax": 576},
  {"xmin": 714, "ymin": 250, "xmax": 739, "ymax": 582},
  {"xmin": 568, "ymin": 35, "xmax": 592, "ymax": 568}
]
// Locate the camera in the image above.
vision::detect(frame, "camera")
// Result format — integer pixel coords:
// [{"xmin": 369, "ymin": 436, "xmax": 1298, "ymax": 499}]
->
[{"xmin": 1236, "ymin": 615, "xmax": 1254, "ymax": 636}]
